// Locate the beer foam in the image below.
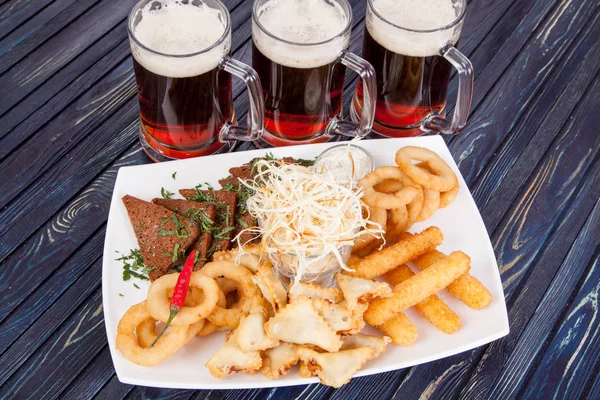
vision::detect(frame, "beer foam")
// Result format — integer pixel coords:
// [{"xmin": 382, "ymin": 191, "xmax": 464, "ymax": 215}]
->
[
  {"xmin": 253, "ymin": 0, "xmax": 349, "ymax": 68},
  {"xmin": 130, "ymin": 0, "xmax": 230, "ymax": 77},
  {"xmin": 368, "ymin": 0, "xmax": 462, "ymax": 57}
]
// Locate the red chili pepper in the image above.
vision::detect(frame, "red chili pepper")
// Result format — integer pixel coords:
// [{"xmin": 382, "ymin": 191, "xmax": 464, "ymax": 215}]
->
[{"xmin": 151, "ymin": 250, "xmax": 197, "ymax": 347}]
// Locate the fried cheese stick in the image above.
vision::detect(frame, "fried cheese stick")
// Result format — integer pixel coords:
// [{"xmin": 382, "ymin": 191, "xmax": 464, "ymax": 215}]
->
[
  {"xmin": 385, "ymin": 265, "xmax": 461, "ymax": 334},
  {"xmin": 364, "ymin": 251, "xmax": 470, "ymax": 326},
  {"xmin": 412, "ymin": 250, "xmax": 493, "ymax": 309},
  {"xmin": 347, "ymin": 226, "xmax": 443, "ymax": 279}
]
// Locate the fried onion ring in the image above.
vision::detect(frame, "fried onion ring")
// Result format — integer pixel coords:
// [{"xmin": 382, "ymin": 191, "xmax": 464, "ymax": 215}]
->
[
  {"xmin": 417, "ymin": 188, "xmax": 440, "ymax": 222},
  {"xmin": 200, "ymin": 261, "xmax": 259, "ymax": 329},
  {"xmin": 405, "ymin": 185, "xmax": 424, "ymax": 229},
  {"xmin": 439, "ymin": 183, "xmax": 459, "ymax": 208},
  {"xmin": 389, "ymin": 205, "xmax": 408, "ymax": 234},
  {"xmin": 147, "ymin": 272, "xmax": 220, "ymax": 326},
  {"xmin": 395, "ymin": 147, "xmax": 457, "ymax": 192},
  {"xmin": 116, "ymin": 301, "xmax": 202, "ymax": 366},
  {"xmin": 196, "ymin": 289, "xmax": 227, "ymax": 336},
  {"xmin": 359, "ymin": 167, "xmax": 419, "ymax": 209}
]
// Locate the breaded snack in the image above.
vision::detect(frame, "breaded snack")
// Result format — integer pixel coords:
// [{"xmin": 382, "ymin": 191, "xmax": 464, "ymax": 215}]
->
[
  {"xmin": 348, "ymin": 226, "xmax": 444, "ymax": 279},
  {"xmin": 385, "ymin": 265, "xmax": 461, "ymax": 334},
  {"xmin": 365, "ymin": 251, "xmax": 471, "ymax": 326},
  {"xmin": 412, "ymin": 250, "xmax": 493, "ymax": 309},
  {"xmin": 377, "ymin": 313, "xmax": 418, "ymax": 346}
]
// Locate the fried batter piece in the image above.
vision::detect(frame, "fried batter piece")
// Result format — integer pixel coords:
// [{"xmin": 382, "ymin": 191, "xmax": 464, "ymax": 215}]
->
[
  {"xmin": 264, "ymin": 296, "xmax": 343, "ymax": 352},
  {"xmin": 261, "ymin": 342, "xmax": 300, "ymax": 379},
  {"xmin": 340, "ymin": 333, "xmax": 391, "ymax": 357},
  {"xmin": 253, "ymin": 263, "xmax": 288, "ymax": 312},
  {"xmin": 236, "ymin": 306, "xmax": 279, "ymax": 353},
  {"xmin": 288, "ymin": 282, "xmax": 344, "ymax": 304},
  {"xmin": 297, "ymin": 346, "xmax": 376, "ymax": 388},
  {"xmin": 335, "ymin": 274, "xmax": 392, "ymax": 310},
  {"xmin": 311, "ymin": 299, "xmax": 356, "ymax": 334},
  {"xmin": 205, "ymin": 330, "xmax": 262, "ymax": 378}
]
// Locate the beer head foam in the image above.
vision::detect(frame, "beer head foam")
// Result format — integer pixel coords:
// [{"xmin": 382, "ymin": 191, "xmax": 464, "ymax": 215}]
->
[
  {"xmin": 368, "ymin": 0, "xmax": 462, "ymax": 57},
  {"xmin": 253, "ymin": 0, "xmax": 350, "ymax": 69},
  {"xmin": 130, "ymin": 0, "xmax": 230, "ymax": 77}
]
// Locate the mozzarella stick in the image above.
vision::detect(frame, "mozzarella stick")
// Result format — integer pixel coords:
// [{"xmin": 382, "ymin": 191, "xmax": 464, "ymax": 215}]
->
[
  {"xmin": 377, "ymin": 313, "xmax": 418, "ymax": 346},
  {"xmin": 412, "ymin": 250, "xmax": 493, "ymax": 309},
  {"xmin": 385, "ymin": 265, "xmax": 461, "ymax": 334},
  {"xmin": 347, "ymin": 254, "xmax": 362, "ymax": 267},
  {"xmin": 348, "ymin": 226, "xmax": 443, "ymax": 279},
  {"xmin": 364, "ymin": 251, "xmax": 470, "ymax": 326}
]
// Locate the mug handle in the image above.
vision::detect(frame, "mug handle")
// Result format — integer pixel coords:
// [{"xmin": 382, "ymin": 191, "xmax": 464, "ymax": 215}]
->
[
  {"xmin": 423, "ymin": 45, "xmax": 474, "ymax": 134},
  {"xmin": 218, "ymin": 56, "xmax": 265, "ymax": 142},
  {"xmin": 329, "ymin": 51, "xmax": 376, "ymax": 138}
]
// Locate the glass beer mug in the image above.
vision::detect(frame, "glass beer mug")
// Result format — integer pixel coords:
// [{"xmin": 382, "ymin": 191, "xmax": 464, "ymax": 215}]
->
[
  {"xmin": 352, "ymin": 0, "xmax": 474, "ymax": 137},
  {"xmin": 128, "ymin": 0, "xmax": 264, "ymax": 161},
  {"xmin": 252, "ymin": 0, "xmax": 376, "ymax": 147}
]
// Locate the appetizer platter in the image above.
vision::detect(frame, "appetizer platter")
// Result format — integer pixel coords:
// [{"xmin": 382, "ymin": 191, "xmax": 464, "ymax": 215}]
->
[{"xmin": 103, "ymin": 136, "xmax": 509, "ymax": 389}]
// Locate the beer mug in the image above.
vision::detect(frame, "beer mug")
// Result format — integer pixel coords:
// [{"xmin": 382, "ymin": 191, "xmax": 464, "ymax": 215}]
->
[
  {"xmin": 352, "ymin": 0, "xmax": 474, "ymax": 137},
  {"xmin": 128, "ymin": 0, "xmax": 264, "ymax": 161},
  {"xmin": 252, "ymin": 0, "xmax": 376, "ymax": 147}
]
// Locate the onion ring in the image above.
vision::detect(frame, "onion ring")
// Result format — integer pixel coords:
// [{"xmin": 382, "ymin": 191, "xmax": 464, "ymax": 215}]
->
[
  {"xmin": 405, "ymin": 185, "xmax": 424, "ymax": 229},
  {"xmin": 373, "ymin": 179, "xmax": 404, "ymax": 194},
  {"xmin": 389, "ymin": 205, "xmax": 408, "ymax": 234},
  {"xmin": 439, "ymin": 183, "xmax": 459, "ymax": 208},
  {"xmin": 417, "ymin": 188, "xmax": 440, "ymax": 222},
  {"xmin": 200, "ymin": 261, "xmax": 259, "ymax": 329},
  {"xmin": 395, "ymin": 147, "xmax": 457, "ymax": 192},
  {"xmin": 359, "ymin": 167, "xmax": 419, "ymax": 209},
  {"xmin": 137, "ymin": 316, "xmax": 205, "ymax": 348},
  {"xmin": 147, "ymin": 272, "xmax": 220, "ymax": 326},
  {"xmin": 196, "ymin": 289, "xmax": 227, "ymax": 336},
  {"xmin": 116, "ymin": 301, "xmax": 202, "ymax": 366}
]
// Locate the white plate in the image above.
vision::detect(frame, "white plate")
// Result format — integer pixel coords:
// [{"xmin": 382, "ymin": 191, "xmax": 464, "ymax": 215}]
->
[{"xmin": 103, "ymin": 136, "xmax": 509, "ymax": 389}]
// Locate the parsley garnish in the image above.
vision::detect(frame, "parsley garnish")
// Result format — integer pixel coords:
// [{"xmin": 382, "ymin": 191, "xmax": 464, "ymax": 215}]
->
[
  {"xmin": 116, "ymin": 249, "xmax": 155, "ymax": 281},
  {"xmin": 172, "ymin": 243, "xmax": 180, "ymax": 262},
  {"xmin": 133, "ymin": 283, "xmax": 140, "ymax": 289},
  {"xmin": 119, "ymin": 293, "xmax": 124, "ymax": 297},
  {"xmin": 161, "ymin": 187, "xmax": 174, "ymax": 199},
  {"xmin": 296, "ymin": 158, "xmax": 315, "ymax": 167},
  {"xmin": 172, "ymin": 171, "xmax": 177, "ymax": 180},
  {"xmin": 158, "ymin": 214, "xmax": 189, "ymax": 238}
]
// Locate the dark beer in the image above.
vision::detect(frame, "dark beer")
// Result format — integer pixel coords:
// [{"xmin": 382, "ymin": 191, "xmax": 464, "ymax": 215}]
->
[
  {"xmin": 129, "ymin": 0, "xmax": 234, "ymax": 159},
  {"xmin": 252, "ymin": 0, "xmax": 350, "ymax": 145},
  {"xmin": 133, "ymin": 59, "xmax": 233, "ymax": 158},
  {"xmin": 252, "ymin": 43, "xmax": 346, "ymax": 142},
  {"xmin": 353, "ymin": 29, "xmax": 452, "ymax": 137}
]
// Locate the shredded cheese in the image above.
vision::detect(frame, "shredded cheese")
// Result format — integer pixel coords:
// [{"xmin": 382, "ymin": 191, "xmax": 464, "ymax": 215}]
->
[{"xmin": 238, "ymin": 160, "xmax": 383, "ymax": 283}]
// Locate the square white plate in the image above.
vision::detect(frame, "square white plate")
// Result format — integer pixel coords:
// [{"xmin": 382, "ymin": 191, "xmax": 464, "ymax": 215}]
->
[{"xmin": 103, "ymin": 136, "xmax": 509, "ymax": 389}]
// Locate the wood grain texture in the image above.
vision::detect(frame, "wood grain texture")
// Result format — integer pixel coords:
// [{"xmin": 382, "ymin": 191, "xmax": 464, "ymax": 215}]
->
[
  {"xmin": 0, "ymin": 0, "xmax": 598, "ymax": 398},
  {"xmin": 0, "ymin": 0, "xmax": 136, "ymax": 115},
  {"xmin": 0, "ymin": 26, "xmax": 129, "ymax": 146},
  {"xmin": 0, "ymin": 0, "xmax": 56, "ymax": 41},
  {"xmin": 488, "ymin": 200, "xmax": 600, "ymax": 399},
  {"xmin": 0, "ymin": 288, "xmax": 105, "ymax": 399},
  {"xmin": 0, "ymin": 0, "xmax": 88, "ymax": 71}
]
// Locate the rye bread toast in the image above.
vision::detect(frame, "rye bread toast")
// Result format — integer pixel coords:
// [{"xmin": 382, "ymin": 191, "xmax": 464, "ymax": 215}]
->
[
  {"xmin": 179, "ymin": 189, "xmax": 237, "ymax": 251},
  {"xmin": 151, "ymin": 198, "xmax": 217, "ymax": 270},
  {"xmin": 122, "ymin": 195, "xmax": 199, "ymax": 281}
]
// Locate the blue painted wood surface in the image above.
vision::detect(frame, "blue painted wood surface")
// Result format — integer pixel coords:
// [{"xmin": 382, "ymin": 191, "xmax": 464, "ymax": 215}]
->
[{"xmin": 0, "ymin": 0, "xmax": 598, "ymax": 398}]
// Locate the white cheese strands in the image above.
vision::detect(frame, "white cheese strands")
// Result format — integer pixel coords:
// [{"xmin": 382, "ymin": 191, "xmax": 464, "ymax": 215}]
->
[{"xmin": 240, "ymin": 160, "xmax": 383, "ymax": 283}]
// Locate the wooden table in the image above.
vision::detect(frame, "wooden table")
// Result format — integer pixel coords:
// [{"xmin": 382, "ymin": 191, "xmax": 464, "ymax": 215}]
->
[{"xmin": 1, "ymin": 0, "xmax": 599, "ymax": 398}]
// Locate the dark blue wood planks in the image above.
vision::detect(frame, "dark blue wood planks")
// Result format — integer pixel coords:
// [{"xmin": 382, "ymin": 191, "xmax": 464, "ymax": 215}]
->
[{"xmin": 0, "ymin": 0, "xmax": 598, "ymax": 398}]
